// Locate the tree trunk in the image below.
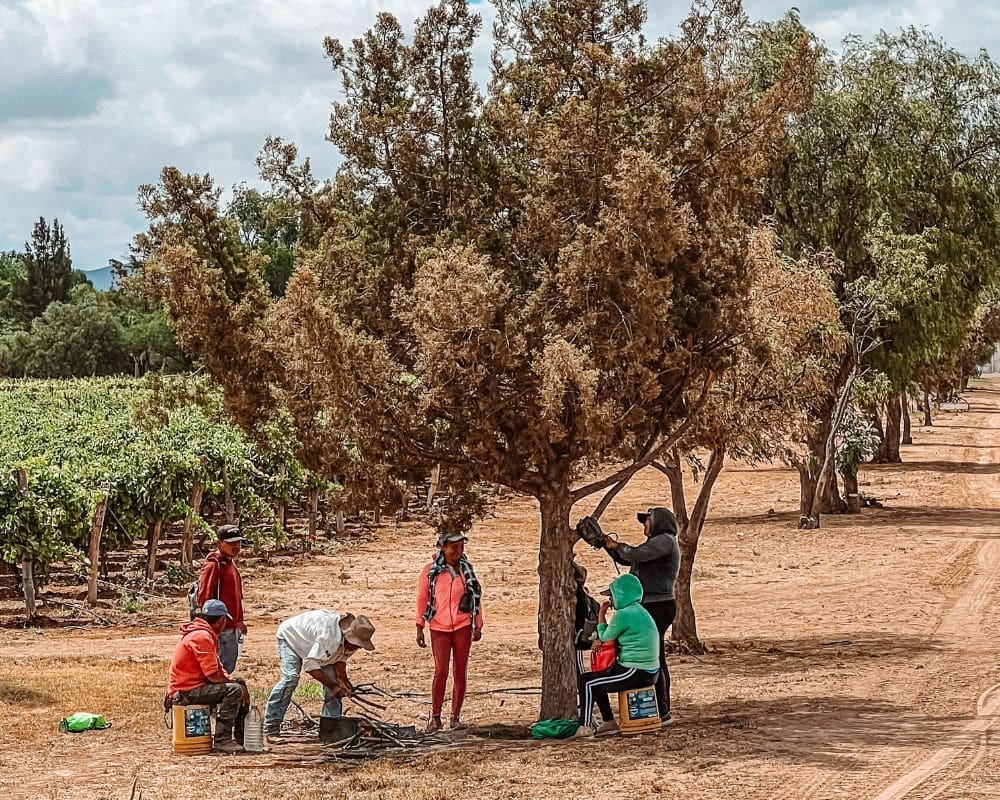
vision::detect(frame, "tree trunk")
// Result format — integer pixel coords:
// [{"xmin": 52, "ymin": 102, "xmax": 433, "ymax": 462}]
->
[
  {"xmin": 901, "ymin": 391, "xmax": 913, "ymax": 445},
  {"xmin": 181, "ymin": 483, "xmax": 204, "ymax": 568},
  {"xmin": 669, "ymin": 450, "xmax": 724, "ymax": 654},
  {"xmin": 820, "ymin": 468, "xmax": 847, "ymax": 514},
  {"xmin": 221, "ymin": 462, "xmax": 236, "ymax": 524},
  {"xmin": 426, "ymin": 464, "xmax": 441, "ymax": 510},
  {"xmin": 797, "ymin": 462, "xmax": 818, "ymax": 527},
  {"xmin": 874, "ymin": 394, "xmax": 902, "ymax": 463},
  {"xmin": 87, "ymin": 493, "xmax": 109, "ymax": 606},
  {"xmin": 536, "ymin": 488, "xmax": 578, "ymax": 720},
  {"xmin": 146, "ymin": 519, "xmax": 163, "ymax": 580},
  {"xmin": 922, "ymin": 389, "xmax": 933, "ymax": 426},
  {"xmin": 842, "ymin": 471, "xmax": 861, "ymax": 513}
]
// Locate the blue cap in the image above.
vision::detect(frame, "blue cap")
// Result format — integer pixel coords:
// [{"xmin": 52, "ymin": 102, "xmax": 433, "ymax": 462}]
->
[{"xmin": 201, "ymin": 599, "xmax": 232, "ymax": 619}]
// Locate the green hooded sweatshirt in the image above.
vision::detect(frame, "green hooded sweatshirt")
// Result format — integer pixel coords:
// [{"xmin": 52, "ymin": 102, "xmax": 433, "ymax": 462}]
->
[{"xmin": 597, "ymin": 574, "xmax": 660, "ymax": 672}]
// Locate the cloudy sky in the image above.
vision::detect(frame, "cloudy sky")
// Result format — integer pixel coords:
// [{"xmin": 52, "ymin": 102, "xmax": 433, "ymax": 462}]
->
[{"xmin": 1, "ymin": 0, "xmax": 997, "ymax": 270}]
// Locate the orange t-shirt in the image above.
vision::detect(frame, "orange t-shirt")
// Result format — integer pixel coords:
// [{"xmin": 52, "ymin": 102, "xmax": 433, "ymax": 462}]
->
[{"xmin": 168, "ymin": 619, "xmax": 227, "ymax": 693}]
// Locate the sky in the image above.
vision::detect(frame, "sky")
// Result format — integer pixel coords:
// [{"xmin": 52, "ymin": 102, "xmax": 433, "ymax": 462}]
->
[{"xmin": 1, "ymin": 0, "xmax": 997, "ymax": 270}]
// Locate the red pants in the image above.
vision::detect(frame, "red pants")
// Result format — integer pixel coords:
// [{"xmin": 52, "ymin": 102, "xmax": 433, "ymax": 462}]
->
[{"xmin": 430, "ymin": 626, "xmax": 473, "ymax": 719}]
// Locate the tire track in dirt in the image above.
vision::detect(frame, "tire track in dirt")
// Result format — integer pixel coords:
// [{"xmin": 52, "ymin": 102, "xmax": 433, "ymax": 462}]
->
[{"xmin": 871, "ymin": 385, "xmax": 1000, "ymax": 800}]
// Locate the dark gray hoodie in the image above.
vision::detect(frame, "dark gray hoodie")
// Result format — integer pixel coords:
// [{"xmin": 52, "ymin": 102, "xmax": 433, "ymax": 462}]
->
[{"xmin": 606, "ymin": 507, "xmax": 680, "ymax": 603}]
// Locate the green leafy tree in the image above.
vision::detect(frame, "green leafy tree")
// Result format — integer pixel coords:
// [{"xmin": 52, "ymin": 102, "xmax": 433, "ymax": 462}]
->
[
  {"xmin": 11, "ymin": 217, "xmax": 88, "ymax": 323},
  {"xmin": 138, "ymin": 0, "xmax": 812, "ymax": 715},
  {"xmin": 226, "ymin": 186, "xmax": 299, "ymax": 297}
]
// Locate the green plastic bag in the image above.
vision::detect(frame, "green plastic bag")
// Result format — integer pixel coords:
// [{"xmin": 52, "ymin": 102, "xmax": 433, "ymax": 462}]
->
[
  {"xmin": 59, "ymin": 712, "xmax": 111, "ymax": 733},
  {"xmin": 529, "ymin": 718, "xmax": 579, "ymax": 739}
]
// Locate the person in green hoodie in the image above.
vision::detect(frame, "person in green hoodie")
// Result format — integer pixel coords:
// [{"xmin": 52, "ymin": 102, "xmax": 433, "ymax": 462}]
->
[{"xmin": 575, "ymin": 573, "xmax": 660, "ymax": 737}]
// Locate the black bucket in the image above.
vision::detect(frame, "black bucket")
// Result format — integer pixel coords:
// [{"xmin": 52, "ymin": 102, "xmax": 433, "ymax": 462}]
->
[{"xmin": 319, "ymin": 716, "xmax": 363, "ymax": 743}]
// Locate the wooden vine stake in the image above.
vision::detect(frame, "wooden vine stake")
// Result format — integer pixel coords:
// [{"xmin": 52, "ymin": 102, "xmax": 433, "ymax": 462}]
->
[
  {"xmin": 426, "ymin": 463, "xmax": 441, "ymax": 510},
  {"xmin": 335, "ymin": 510, "xmax": 345, "ymax": 536},
  {"xmin": 222, "ymin": 462, "xmax": 236, "ymax": 524},
  {"xmin": 16, "ymin": 469, "xmax": 36, "ymax": 620},
  {"xmin": 86, "ymin": 489, "xmax": 110, "ymax": 606},
  {"xmin": 307, "ymin": 489, "xmax": 319, "ymax": 539},
  {"xmin": 275, "ymin": 464, "xmax": 287, "ymax": 532},
  {"xmin": 181, "ymin": 483, "xmax": 205, "ymax": 568},
  {"xmin": 146, "ymin": 519, "xmax": 163, "ymax": 580}
]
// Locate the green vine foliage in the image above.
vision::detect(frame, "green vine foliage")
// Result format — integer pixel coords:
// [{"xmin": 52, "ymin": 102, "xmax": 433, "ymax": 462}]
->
[{"xmin": 0, "ymin": 376, "xmax": 324, "ymax": 613}]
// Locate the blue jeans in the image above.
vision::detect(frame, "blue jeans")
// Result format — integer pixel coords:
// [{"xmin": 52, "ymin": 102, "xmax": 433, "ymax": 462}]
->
[
  {"xmin": 263, "ymin": 638, "xmax": 343, "ymax": 734},
  {"xmin": 218, "ymin": 629, "xmax": 241, "ymax": 674}
]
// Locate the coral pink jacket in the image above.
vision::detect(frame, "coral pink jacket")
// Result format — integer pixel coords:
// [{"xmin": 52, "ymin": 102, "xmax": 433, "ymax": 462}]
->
[{"xmin": 415, "ymin": 561, "xmax": 484, "ymax": 633}]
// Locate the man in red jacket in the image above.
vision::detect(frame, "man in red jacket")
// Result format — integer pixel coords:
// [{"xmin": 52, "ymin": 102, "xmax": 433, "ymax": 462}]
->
[
  {"xmin": 197, "ymin": 525, "xmax": 246, "ymax": 673},
  {"xmin": 167, "ymin": 599, "xmax": 249, "ymax": 753}
]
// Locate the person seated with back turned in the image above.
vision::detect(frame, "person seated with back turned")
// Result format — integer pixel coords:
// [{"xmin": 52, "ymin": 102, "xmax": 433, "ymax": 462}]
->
[
  {"xmin": 166, "ymin": 598, "xmax": 249, "ymax": 754},
  {"xmin": 574, "ymin": 573, "xmax": 660, "ymax": 738},
  {"xmin": 263, "ymin": 609, "xmax": 375, "ymax": 740}
]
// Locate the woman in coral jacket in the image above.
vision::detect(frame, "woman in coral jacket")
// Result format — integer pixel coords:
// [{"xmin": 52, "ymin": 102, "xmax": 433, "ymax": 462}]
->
[{"xmin": 415, "ymin": 532, "xmax": 483, "ymax": 733}]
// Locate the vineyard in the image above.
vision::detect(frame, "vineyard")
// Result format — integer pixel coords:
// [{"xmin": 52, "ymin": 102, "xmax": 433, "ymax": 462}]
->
[{"xmin": 0, "ymin": 377, "xmax": 340, "ymax": 621}]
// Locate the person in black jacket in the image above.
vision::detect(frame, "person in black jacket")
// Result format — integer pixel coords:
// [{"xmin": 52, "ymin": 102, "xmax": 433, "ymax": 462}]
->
[
  {"xmin": 573, "ymin": 560, "xmax": 600, "ymax": 673},
  {"xmin": 603, "ymin": 506, "xmax": 680, "ymax": 723}
]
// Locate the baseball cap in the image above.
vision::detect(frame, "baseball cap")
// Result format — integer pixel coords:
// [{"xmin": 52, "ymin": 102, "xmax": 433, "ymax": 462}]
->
[
  {"xmin": 217, "ymin": 525, "xmax": 247, "ymax": 543},
  {"xmin": 437, "ymin": 532, "xmax": 469, "ymax": 546},
  {"xmin": 201, "ymin": 599, "xmax": 233, "ymax": 619}
]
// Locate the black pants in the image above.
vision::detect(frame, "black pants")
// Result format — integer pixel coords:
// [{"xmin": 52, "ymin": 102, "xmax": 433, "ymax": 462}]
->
[
  {"xmin": 577, "ymin": 663, "xmax": 658, "ymax": 727},
  {"xmin": 644, "ymin": 599, "xmax": 676, "ymax": 717}
]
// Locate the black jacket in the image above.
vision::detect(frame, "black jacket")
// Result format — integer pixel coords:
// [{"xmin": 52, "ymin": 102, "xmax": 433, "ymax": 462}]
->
[{"xmin": 606, "ymin": 507, "xmax": 680, "ymax": 603}]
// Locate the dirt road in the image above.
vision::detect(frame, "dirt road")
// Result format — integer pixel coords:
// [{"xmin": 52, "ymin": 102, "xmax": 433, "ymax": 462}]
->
[{"xmin": 2, "ymin": 380, "xmax": 1000, "ymax": 799}]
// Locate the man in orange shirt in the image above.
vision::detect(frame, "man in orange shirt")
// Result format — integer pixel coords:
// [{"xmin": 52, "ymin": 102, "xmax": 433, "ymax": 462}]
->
[{"xmin": 167, "ymin": 599, "xmax": 249, "ymax": 753}]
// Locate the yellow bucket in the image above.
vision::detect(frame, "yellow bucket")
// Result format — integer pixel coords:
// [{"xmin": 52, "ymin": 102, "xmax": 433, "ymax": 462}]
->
[
  {"xmin": 618, "ymin": 687, "xmax": 660, "ymax": 735},
  {"xmin": 171, "ymin": 704, "xmax": 213, "ymax": 755}
]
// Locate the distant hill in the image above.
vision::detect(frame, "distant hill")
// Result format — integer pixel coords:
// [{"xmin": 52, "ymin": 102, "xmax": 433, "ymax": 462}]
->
[{"xmin": 80, "ymin": 266, "xmax": 117, "ymax": 292}]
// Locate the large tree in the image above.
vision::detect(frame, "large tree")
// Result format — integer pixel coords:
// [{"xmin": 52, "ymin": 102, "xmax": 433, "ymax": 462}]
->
[
  {"xmin": 138, "ymin": 0, "xmax": 811, "ymax": 716},
  {"xmin": 11, "ymin": 217, "xmax": 82, "ymax": 322}
]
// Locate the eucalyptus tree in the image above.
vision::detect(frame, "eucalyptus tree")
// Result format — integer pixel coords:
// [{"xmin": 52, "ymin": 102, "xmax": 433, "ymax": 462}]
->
[
  {"xmin": 138, "ymin": 0, "xmax": 812, "ymax": 715},
  {"xmin": 765, "ymin": 21, "xmax": 1000, "ymax": 509}
]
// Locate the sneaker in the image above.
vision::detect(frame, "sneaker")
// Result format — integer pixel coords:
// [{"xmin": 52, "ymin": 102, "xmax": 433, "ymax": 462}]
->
[
  {"xmin": 215, "ymin": 739, "xmax": 244, "ymax": 754},
  {"xmin": 265, "ymin": 734, "xmax": 284, "ymax": 745},
  {"xmin": 570, "ymin": 724, "xmax": 594, "ymax": 738},
  {"xmin": 449, "ymin": 718, "xmax": 468, "ymax": 731},
  {"xmin": 424, "ymin": 717, "xmax": 443, "ymax": 734},
  {"xmin": 660, "ymin": 714, "xmax": 673, "ymax": 729},
  {"xmin": 594, "ymin": 720, "xmax": 619, "ymax": 737}
]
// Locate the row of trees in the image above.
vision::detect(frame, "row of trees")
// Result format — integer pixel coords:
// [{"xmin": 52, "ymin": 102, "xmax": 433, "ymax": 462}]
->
[{"xmin": 134, "ymin": 0, "xmax": 1000, "ymax": 716}]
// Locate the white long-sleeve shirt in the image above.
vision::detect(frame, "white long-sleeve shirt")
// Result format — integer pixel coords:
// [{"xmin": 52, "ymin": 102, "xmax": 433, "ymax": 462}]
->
[{"xmin": 276, "ymin": 609, "xmax": 354, "ymax": 673}]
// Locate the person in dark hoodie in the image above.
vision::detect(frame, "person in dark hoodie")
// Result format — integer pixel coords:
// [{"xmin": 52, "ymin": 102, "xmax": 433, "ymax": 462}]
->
[
  {"xmin": 196, "ymin": 525, "xmax": 246, "ymax": 673},
  {"xmin": 167, "ymin": 599, "xmax": 249, "ymax": 753},
  {"xmin": 574, "ymin": 573, "xmax": 659, "ymax": 737},
  {"xmin": 603, "ymin": 506, "xmax": 680, "ymax": 723}
]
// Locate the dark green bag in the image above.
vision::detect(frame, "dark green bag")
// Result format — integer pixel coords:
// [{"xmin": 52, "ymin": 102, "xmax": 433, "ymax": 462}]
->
[
  {"xmin": 529, "ymin": 718, "xmax": 579, "ymax": 739},
  {"xmin": 59, "ymin": 712, "xmax": 111, "ymax": 733}
]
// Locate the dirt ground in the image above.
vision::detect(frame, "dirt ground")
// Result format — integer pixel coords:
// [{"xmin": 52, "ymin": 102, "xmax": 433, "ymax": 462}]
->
[{"xmin": 4, "ymin": 379, "xmax": 1000, "ymax": 800}]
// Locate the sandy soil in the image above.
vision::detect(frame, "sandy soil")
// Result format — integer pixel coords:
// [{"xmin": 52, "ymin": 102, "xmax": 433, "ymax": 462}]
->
[{"xmin": 3, "ymin": 379, "xmax": 1000, "ymax": 800}]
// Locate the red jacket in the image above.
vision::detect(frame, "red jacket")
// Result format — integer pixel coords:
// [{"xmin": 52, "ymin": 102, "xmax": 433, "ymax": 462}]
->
[
  {"xmin": 415, "ymin": 561, "xmax": 484, "ymax": 633},
  {"xmin": 197, "ymin": 551, "xmax": 244, "ymax": 630},
  {"xmin": 168, "ymin": 619, "xmax": 228, "ymax": 693}
]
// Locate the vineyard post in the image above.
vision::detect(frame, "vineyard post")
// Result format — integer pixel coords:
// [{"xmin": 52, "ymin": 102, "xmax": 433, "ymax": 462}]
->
[
  {"xmin": 146, "ymin": 519, "xmax": 163, "ymax": 580},
  {"xmin": 275, "ymin": 464, "xmax": 287, "ymax": 532},
  {"xmin": 221, "ymin": 462, "xmax": 236, "ymax": 524},
  {"xmin": 181, "ymin": 483, "xmax": 205, "ymax": 568},
  {"xmin": 335, "ymin": 510, "xmax": 345, "ymax": 536},
  {"xmin": 16, "ymin": 468, "xmax": 36, "ymax": 619},
  {"xmin": 86, "ymin": 488, "xmax": 110, "ymax": 606},
  {"xmin": 307, "ymin": 489, "xmax": 319, "ymax": 541}
]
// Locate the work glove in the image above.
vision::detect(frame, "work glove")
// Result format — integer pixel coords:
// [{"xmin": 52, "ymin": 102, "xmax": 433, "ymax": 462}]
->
[{"xmin": 576, "ymin": 516, "xmax": 606, "ymax": 549}]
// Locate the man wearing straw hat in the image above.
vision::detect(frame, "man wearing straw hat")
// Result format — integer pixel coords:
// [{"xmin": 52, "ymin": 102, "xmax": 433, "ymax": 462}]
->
[{"xmin": 263, "ymin": 609, "xmax": 375, "ymax": 740}]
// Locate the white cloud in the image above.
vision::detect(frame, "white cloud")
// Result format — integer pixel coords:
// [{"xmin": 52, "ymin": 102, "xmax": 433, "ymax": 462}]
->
[{"xmin": 0, "ymin": 0, "xmax": 996, "ymax": 268}]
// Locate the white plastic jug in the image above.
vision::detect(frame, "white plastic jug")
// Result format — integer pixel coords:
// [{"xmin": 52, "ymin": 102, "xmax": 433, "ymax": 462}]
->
[{"xmin": 243, "ymin": 706, "xmax": 265, "ymax": 752}]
